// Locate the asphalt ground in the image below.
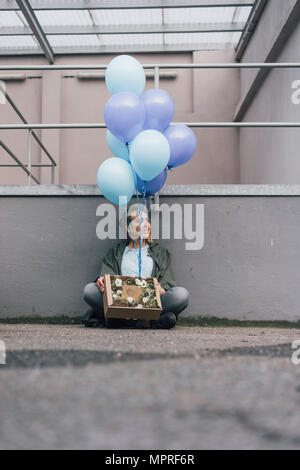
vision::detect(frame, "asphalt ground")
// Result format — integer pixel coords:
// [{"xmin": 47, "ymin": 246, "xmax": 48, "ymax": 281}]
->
[{"xmin": 0, "ymin": 324, "xmax": 300, "ymax": 450}]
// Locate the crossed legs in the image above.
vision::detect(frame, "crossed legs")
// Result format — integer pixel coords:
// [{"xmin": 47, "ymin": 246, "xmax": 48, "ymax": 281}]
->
[{"xmin": 83, "ymin": 282, "xmax": 189, "ymax": 321}]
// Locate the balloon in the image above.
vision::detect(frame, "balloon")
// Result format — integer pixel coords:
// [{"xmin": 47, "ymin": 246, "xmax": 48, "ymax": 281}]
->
[
  {"xmin": 105, "ymin": 55, "xmax": 146, "ymax": 96},
  {"xmin": 104, "ymin": 92, "xmax": 145, "ymax": 143},
  {"xmin": 141, "ymin": 89, "xmax": 174, "ymax": 132},
  {"xmin": 130, "ymin": 130, "xmax": 170, "ymax": 181},
  {"xmin": 136, "ymin": 167, "xmax": 168, "ymax": 195},
  {"xmin": 164, "ymin": 124, "xmax": 197, "ymax": 168},
  {"xmin": 97, "ymin": 157, "xmax": 135, "ymax": 206},
  {"xmin": 106, "ymin": 130, "xmax": 130, "ymax": 161}
]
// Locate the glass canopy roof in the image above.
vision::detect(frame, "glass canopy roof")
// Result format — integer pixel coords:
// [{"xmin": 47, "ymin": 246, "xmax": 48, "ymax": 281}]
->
[{"xmin": 0, "ymin": 0, "xmax": 255, "ymax": 59}]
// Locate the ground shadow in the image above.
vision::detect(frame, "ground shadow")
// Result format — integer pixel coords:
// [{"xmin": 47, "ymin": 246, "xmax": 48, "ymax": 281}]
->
[{"xmin": 0, "ymin": 343, "xmax": 293, "ymax": 369}]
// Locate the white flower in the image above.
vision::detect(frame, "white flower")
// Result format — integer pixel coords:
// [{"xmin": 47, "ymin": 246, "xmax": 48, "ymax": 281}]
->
[
  {"xmin": 115, "ymin": 278, "xmax": 122, "ymax": 287},
  {"xmin": 112, "ymin": 294, "xmax": 118, "ymax": 299},
  {"xmin": 117, "ymin": 290, "xmax": 122, "ymax": 295},
  {"xmin": 142, "ymin": 296, "xmax": 149, "ymax": 304},
  {"xmin": 140, "ymin": 280, "xmax": 148, "ymax": 288},
  {"xmin": 136, "ymin": 304, "xmax": 143, "ymax": 309},
  {"xmin": 135, "ymin": 278, "xmax": 141, "ymax": 286},
  {"xmin": 127, "ymin": 297, "xmax": 134, "ymax": 303}
]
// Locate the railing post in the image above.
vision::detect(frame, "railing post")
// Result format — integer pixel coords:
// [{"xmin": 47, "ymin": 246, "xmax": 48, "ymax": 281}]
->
[
  {"xmin": 51, "ymin": 164, "xmax": 55, "ymax": 184},
  {"xmin": 154, "ymin": 66, "xmax": 160, "ymax": 89},
  {"xmin": 27, "ymin": 129, "xmax": 32, "ymax": 186}
]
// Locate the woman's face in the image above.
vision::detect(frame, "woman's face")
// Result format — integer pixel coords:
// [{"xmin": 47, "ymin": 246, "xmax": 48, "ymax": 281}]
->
[{"xmin": 127, "ymin": 211, "xmax": 151, "ymax": 241}]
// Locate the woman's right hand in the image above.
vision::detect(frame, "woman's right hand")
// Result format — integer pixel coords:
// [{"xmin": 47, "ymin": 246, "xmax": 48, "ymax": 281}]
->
[{"xmin": 96, "ymin": 276, "xmax": 105, "ymax": 292}]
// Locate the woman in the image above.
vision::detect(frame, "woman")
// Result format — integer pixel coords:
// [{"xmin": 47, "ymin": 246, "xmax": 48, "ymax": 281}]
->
[{"xmin": 83, "ymin": 207, "xmax": 189, "ymax": 329}]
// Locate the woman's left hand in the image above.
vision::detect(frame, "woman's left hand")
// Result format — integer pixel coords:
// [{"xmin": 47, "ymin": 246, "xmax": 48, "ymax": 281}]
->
[{"xmin": 157, "ymin": 283, "xmax": 166, "ymax": 296}]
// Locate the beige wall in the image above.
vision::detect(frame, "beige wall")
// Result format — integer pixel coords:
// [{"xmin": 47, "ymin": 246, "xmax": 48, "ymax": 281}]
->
[
  {"xmin": 239, "ymin": 0, "xmax": 300, "ymax": 184},
  {"xmin": 0, "ymin": 50, "xmax": 240, "ymax": 185}
]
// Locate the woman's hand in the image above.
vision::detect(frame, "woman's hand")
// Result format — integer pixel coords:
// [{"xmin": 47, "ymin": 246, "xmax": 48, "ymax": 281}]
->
[
  {"xmin": 157, "ymin": 283, "xmax": 166, "ymax": 296},
  {"xmin": 96, "ymin": 276, "xmax": 105, "ymax": 293}
]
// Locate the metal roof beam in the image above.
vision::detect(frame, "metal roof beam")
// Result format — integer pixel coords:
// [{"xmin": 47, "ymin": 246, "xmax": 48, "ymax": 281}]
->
[
  {"xmin": 235, "ymin": 0, "xmax": 268, "ymax": 60},
  {"xmin": 0, "ymin": 43, "xmax": 238, "ymax": 55},
  {"xmin": 0, "ymin": 22, "xmax": 245, "ymax": 35},
  {"xmin": 14, "ymin": 0, "xmax": 54, "ymax": 63},
  {"xmin": 0, "ymin": 0, "xmax": 255, "ymax": 11}
]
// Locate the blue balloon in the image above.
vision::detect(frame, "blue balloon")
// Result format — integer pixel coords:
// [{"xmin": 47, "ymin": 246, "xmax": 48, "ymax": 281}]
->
[
  {"xmin": 97, "ymin": 158, "xmax": 135, "ymax": 206},
  {"xmin": 105, "ymin": 55, "xmax": 146, "ymax": 96},
  {"xmin": 106, "ymin": 130, "xmax": 130, "ymax": 161},
  {"xmin": 104, "ymin": 92, "xmax": 145, "ymax": 143},
  {"xmin": 164, "ymin": 124, "xmax": 197, "ymax": 168},
  {"xmin": 136, "ymin": 167, "xmax": 168, "ymax": 195},
  {"xmin": 141, "ymin": 89, "xmax": 174, "ymax": 132},
  {"xmin": 130, "ymin": 130, "xmax": 170, "ymax": 181}
]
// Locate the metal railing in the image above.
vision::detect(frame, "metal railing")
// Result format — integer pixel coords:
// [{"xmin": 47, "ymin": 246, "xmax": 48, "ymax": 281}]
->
[
  {"xmin": 0, "ymin": 80, "xmax": 56, "ymax": 185},
  {"xmin": 1, "ymin": 62, "xmax": 300, "ymax": 185}
]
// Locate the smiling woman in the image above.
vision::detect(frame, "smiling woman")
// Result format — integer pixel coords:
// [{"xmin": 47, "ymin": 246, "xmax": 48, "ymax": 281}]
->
[{"xmin": 83, "ymin": 206, "xmax": 189, "ymax": 329}]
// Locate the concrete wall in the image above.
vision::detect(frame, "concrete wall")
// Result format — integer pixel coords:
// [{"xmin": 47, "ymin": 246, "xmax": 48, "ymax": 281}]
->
[
  {"xmin": 1, "ymin": 185, "xmax": 300, "ymax": 322},
  {"xmin": 0, "ymin": 50, "xmax": 240, "ymax": 186},
  {"xmin": 238, "ymin": 0, "xmax": 300, "ymax": 183}
]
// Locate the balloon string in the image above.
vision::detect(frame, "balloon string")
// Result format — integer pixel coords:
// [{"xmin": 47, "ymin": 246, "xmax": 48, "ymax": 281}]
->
[
  {"xmin": 132, "ymin": 183, "xmax": 142, "ymax": 280},
  {"xmin": 120, "ymin": 202, "xmax": 141, "ymax": 279},
  {"xmin": 125, "ymin": 142, "xmax": 130, "ymax": 160},
  {"xmin": 126, "ymin": 141, "xmax": 144, "ymax": 280},
  {"xmin": 142, "ymin": 182, "xmax": 147, "ymax": 207},
  {"xmin": 126, "ymin": 140, "xmax": 142, "ymax": 279},
  {"xmin": 140, "ymin": 183, "xmax": 148, "ymax": 274},
  {"xmin": 136, "ymin": 192, "xmax": 142, "ymax": 280}
]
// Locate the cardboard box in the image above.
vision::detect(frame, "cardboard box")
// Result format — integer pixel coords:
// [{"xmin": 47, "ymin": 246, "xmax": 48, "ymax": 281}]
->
[{"xmin": 103, "ymin": 274, "xmax": 162, "ymax": 320}]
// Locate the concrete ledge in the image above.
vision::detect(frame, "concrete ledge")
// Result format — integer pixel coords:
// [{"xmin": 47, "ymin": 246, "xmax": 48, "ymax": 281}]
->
[{"xmin": 1, "ymin": 184, "xmax": 300, "ymax": 196}]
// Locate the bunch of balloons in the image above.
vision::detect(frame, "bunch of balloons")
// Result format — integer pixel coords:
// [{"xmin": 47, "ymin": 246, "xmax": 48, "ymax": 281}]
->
[{"xmin": 97, "ymin": 55, "xmax": 197, "ymax": 206}]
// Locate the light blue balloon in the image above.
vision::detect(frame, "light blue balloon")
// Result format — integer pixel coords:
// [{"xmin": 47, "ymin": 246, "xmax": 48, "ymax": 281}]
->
[
  {"xmin": 97, "ymin": 158, "xmax": 135, "ymax": 206},
  {"xmin": 106, "ymin": 130, "xmax": 130, "ymax": 161},
  {"xmin": 105, "ymin": 55, "xmax": 146, "ymax": 96},
  {"xmin": 130, "ymin": 130, "xmax": 170, "ymax": 181}
]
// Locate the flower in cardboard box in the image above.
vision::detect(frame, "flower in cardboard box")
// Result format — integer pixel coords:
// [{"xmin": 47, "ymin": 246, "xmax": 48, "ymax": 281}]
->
[
  {"xmin": 142, "ymin": 296, "xmax": 149, "ymax": 304},
  {"xmin": 115, "ymin": 278, "xmax": 122, "ymax": 287},
  {"xmin": 127, "ymin": 297, "xmax": 134, "ymax": 303}
]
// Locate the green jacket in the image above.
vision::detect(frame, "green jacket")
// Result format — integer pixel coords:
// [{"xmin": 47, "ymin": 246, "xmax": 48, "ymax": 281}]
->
[{"xmin": 96, "ymin": 240, "xmax": 176, "ymax": 290}]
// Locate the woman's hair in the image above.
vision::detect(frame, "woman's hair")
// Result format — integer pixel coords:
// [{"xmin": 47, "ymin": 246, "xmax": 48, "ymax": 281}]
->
[{"xmin": 127, "ymin": 211, "xmax": 153, "ymax": 244}]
